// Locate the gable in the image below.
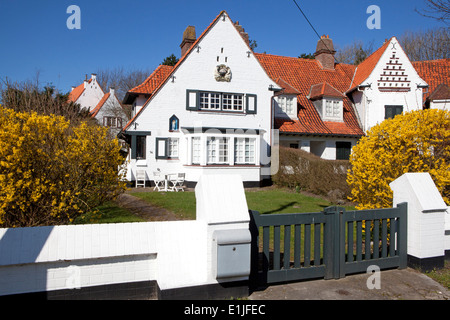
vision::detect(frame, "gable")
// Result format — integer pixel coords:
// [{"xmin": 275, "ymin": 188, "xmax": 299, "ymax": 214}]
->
[
  {"xmin": 123, "ymin": 11, "xmax": 278, "ymax": 132},
  {"xmin": 350, "ymin": 37, "xmax": 427, "ymax": 93}
]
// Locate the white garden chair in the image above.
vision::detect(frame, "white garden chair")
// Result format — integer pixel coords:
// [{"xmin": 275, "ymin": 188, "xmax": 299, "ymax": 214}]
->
[
  {"xmin": 152, "ymin": 171, "xmax": 165, "ymax": 191},
  {"xmin": 135, "ymin": 170, "xmax": 146, "ymax": 188},
  {"xmin": 169, "ymin": 173, "xmax": 185, "ymax": 192}
]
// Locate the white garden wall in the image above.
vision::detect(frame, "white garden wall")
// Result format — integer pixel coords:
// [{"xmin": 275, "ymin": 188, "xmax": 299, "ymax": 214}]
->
[{"xmin": 0, "ymin": 175, "xmax": 249, "ymax": 298}]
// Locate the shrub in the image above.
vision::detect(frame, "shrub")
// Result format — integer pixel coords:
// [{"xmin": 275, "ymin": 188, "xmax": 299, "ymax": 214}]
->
[
  {"xmin": 347, "ymin": 108, "xmax": 450, "ymax": 210},
  {"xmin": 0, "ymin": 107, "xmax": 127, "ymax": 227},
  {"xmin": 272, "ymin": 147, "xmax": 351, "ymax": 202}
]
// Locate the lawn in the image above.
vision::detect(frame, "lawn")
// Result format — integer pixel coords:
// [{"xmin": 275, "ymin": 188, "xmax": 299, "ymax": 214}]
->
[
  {"xmin": 129, "ymin": 187, "xmax": 353, "ymax": 220},
  {"xmin": 74, "ymin": 201, "xmax": 146, "ymax": 224}
]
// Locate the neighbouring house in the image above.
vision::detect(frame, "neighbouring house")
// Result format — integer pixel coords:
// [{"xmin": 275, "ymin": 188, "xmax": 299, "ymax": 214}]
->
[
  {"xmin": 89, "ymin": 87, "xmax": 128, "ymax": 138},
  {"xmin": 120, "ymin": 10, "xmax": 450, "ymax": 187},
  {"xmin": 68, "ymin": 73, "xmax": 104, "ymax": 112},
  {"xmin": 69, "ymin": 73, "xmax": 128, "ymax": 137}
]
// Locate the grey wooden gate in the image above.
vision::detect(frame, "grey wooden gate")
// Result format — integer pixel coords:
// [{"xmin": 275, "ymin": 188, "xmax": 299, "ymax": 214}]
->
[{"xmin": 250, "ymin": 203, "xmax": 407, "ymax": 285}]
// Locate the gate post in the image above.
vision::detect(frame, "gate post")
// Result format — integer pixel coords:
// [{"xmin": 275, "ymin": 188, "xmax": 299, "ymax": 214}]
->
[{"xmin": 390, "ymin": 172, "xmax": 447, "ymax": 271}]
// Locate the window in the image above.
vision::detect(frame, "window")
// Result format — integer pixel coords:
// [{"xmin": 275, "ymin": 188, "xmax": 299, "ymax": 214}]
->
[
  {"xmin": 192, "ymin": 137, "xmax": 201, "ymax": 164},
  {"xmin": 385, "ymin": 105, "xmax": 403, "ymax": 119},
  {"xmin": 235, "ymin": 138, "xmax": 256, "ymax": 164},
  {"xmin": 200, "ymin": 92, "xmax": 221, "ymax": 110},
  {"xmin": 155, "ymin": 138, "xmax": 179, "ymax": 159},
  {"xmin": 207, "ymin": 137, "xmax": 228, "ymax": 164},
  {"xmin": 276, "ymin": 96, "xmax": 296, "ymax": 116},
  {"xmin": 325, "ymin": 100, "xmax": 333, "ymax": 117},
  {"xmin": 103, "ymin": 116, "xmax": 122, "ymax": 128},
  {"xmin": 186, "ymin": 90, "xmax": 253, "ymax": 113},
  {"xmin": 322, "ymin": 99, "xmax": 343, "ymax": 121},
  {"xmin": 336, "ymin": 142, "xmax": 351, "ymax": 160},
  {"xmin": 136, "ymin": 135, "xmax": 146, "ymax": 159},
  {"xmin": 168, "ymin": 138, "xmax": 179, "ymax": 158}
]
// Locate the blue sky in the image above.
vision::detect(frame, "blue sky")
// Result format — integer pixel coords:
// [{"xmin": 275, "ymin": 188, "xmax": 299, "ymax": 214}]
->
[{"xmin": 0, "ymin": 0, "xmax": 442, "ymax": 95}]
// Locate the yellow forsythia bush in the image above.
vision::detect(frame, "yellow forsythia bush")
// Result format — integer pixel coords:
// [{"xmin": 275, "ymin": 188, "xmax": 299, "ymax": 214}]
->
[
  {"xmin": 0, "ymin": 107, "xmax": 127, "ymax": 227},
  {"xmin": 347, "ymin": 109, "xmax": 450, "ymax": 209}
]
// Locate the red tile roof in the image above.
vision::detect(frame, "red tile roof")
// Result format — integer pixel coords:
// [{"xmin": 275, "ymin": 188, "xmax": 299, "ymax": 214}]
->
[
  {"xmin": 347, "ymin": 38, "xmax": 391, "ymax": 93},
  {"xmin": 68, "ymin": 79, "xmax": 91, "ymax": 103},
  {"xmin": 413, "ymin": 59, "xmax": 450, "ymax": 101},
  {"xmin": 129, "ymin": 65, "xmax": 174, "ymax": 95},
  {"xmin": 89, "ymin": 92, "xmax": 110, "ymax": 117},
  {"xmin": 309, "ymin": 82, "xmax": 344, "ymax": 100},
  {"xmin": 255, "ymin": 53, "xmax": 364, "ymax": 137}
]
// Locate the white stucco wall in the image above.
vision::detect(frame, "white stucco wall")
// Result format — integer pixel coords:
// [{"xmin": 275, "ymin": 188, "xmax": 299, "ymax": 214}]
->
[{"xmin": 125, "ymin": 12, "xmax": 278, "ymax": 184}]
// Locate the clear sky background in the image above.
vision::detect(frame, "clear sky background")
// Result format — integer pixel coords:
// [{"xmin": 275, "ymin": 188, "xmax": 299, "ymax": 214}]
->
[{"xmin": 0, "ymin": 0, "xmax": 443, "ymax": 95}]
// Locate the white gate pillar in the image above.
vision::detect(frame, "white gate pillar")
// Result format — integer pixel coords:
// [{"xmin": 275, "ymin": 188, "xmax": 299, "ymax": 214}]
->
[{"xmin": 390, "ymin": 172, "xmax": 447, "ymax": 271}]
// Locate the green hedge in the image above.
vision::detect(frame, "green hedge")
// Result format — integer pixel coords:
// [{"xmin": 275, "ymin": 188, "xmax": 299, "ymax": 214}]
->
[{"xmin": 272, "ymin": 147, "xmax": 351, "ymax": 202}]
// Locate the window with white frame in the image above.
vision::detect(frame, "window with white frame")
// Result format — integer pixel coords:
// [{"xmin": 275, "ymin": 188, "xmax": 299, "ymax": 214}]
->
[
  {"xmin": 234, "ymin": 138, "xmax": 256, "ymax": 164},
  {"xmin": 187, "ymin": 90, "xmax": 252, "ymax": 113},
  {"xmin": 200, "ymin": 92, "xmax": 221, "ymax": 110},
  {"xmin": 276, "ymin": 95, "xmax": 296, "ymax": 117},
  {"xmin": 206, "ymin": 137, "xmax": 228, "ymax": 164},
  {"xmin": 155, "ymin": 137, "xmax": 179, "ymax": 159},
  {"xmin": 191, "ymin": 137, "xmax": 201, "ymax": 164},
  {"xmin": 323, "ymin": 98, "xmax": 343, "ymax": 121},
  {"xmin": 168, "ymin": 138, "xmax": 179, "ymax": 158}
]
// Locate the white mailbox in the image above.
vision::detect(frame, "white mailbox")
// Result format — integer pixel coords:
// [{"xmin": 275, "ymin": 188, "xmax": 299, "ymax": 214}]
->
[{"xmin": 213, "ymin": 229, "xmax": 251, "ymax": 279}]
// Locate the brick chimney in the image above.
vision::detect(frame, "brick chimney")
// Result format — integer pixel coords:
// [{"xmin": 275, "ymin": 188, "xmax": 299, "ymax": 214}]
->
[
  {"xmin": 234, "ymin": 21, "xmax": 249, "ymax": 46},
  {"xmin": 314, "ymin": 35, "xmax": 336, "ymax": 70},
  {"xmin": 180, "ymin": 25, "xmax": 196, "ymax": 56}
]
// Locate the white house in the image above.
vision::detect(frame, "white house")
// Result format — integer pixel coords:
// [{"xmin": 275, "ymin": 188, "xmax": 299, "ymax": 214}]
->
[
  {"xmin": 346, "ymin": 37, "xmax": 429, "ymax": 132},
  {"xmin": 68, "ymin": 73, "xmax": 104, "ymax": 112},
  {"xmin": 121, "ymin": 11, "xmax": 279, "ymax": 187},
  {"xmin": 89, "ymin": 87, "xmax": 128, "ymax": 138},
  {"xmin": 121, "ymin": 11, "xmax": 450, "ymax": 186},
  {"xmin": 69, "ymin": 74, "xmax": 128, "ymax": 137}
]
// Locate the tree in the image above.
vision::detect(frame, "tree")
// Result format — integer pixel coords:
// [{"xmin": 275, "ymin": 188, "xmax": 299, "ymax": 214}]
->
[
  {"xmin": 399, "ymin": 27, "xmax": 449, "ymax": 61},
  {"xmin": 0, "ymin": 77, "xmax": 90, "ymax": 124},
  {"xmin": 416, "ymin": 0, "xmax": 450, "ymax": 25},
  {"xmin": 161, "ymin": 54, "xmax": 179, "ymax": 66},
  {"xmin": 0, "ymin": 107, "xmax": 127, "ymax": 227},
  {"xmin": 298, "ymin": 53, "xmax": 315, "ymax": 59},
  {"xmin": 335, "ymin": 40, "xmax": 374, "ymax": 65},
  {"xmin": 347, "ymin": 109, "xmax": 450, "ymax": 210}
]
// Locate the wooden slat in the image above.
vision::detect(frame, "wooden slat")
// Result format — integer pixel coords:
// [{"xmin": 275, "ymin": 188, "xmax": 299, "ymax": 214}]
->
[
  {"xmin": 274, "ymin": 226, "xmax": 280, "ymax": 270},
  {"xmin": 390, "ymin": 218, "xmax": 397, "ymax": 257},
  {"xmin": 263, "ymin": 226, "xmax": 270, "ymax": 272},
  {"xmin": 365, "ymin": 220, "xmax": 372, "ymax": 260},
  {"xmin": 373, "ymin": 219, "xmax": 379, "ymax": 259},
  {"xmin": 381, "ymin": 219, "xmax": 388, "ymax": 258},
  {"xmin": 284, "ymin": 225, "xmax": 291, "ymax": 269},
  {"xmin": 314, "ymin": 223, "xmax": 321, "ymax": 266},
  {"xmin": 294, "ymin": 224, "xmax": 301, "ymax": 268},
  {"xmin": 347, "ymin": 221, "xmax": 354, "ymax": 262},
  {"xmin": 356, "ymin": 220, "xmax": 362, "ymax": 261},
  {"xmin": 304, "ymin": 224, "xmax": 311, "ymax": 267}
]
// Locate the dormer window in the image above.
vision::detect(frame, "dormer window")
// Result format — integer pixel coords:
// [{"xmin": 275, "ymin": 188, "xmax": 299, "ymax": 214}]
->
[
  {"xmin": 323, "ymin": 98, "xmax": 343, "ymax": 121},
  {"xmin": 275, "ymin": 95, "xmax": 297, "ymax": 118},
  {"xmin": 308, "ymin": 83, "xmax": 344, "ymax": 122}
]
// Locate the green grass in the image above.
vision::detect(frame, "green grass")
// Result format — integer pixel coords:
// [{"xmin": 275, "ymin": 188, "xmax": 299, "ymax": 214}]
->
[
  {"xmin": 129, "ymin": 187, "xmax": 353, "ymax": 221},
  {"xmin": 425, "ymin": 261, "xmax": 450, "ymax": 289},
  {"xmin": 73, "ymin": 201, "xmax": 146, "ymax": 224}
]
